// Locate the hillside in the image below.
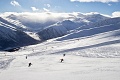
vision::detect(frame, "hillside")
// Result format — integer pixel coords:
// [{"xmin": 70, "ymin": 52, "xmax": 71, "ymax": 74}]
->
[
  {"xmin": 0, "ymin": 12, "xmax": 118, "ymax": 51},
  {"xmin": 37, "ymin": 14, "xmax": 109, "ymax": 40},
  {"xmin": 0, "ymin": 17, "xmax": 39, "ymax": 50},
  {"xmin": 0, "ymin": 27, "xmax": 120, "ymax": 80},
  {"xmin": 0, "ymin": 16, "xmax": 120, "ymax": 80},
  {"xmin": 57, "ymin": 17, "xmax": 120, "ymax": 41}
]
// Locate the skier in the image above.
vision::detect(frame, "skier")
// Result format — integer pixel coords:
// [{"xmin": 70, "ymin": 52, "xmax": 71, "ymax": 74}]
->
[
  {"xmin": 26, "ymin": 55, "xmax": 27, "ymax": 59},
  {"xmin": 63, "ymin": 54, "xmax": 66, "ymax": 57},
  {"xmin": 28, "ymin": 62, "xmax": 32, "ymax": 67},
  {"xmin": 60, "ymin": 58, "xmax": 64, "ymax": 63}
]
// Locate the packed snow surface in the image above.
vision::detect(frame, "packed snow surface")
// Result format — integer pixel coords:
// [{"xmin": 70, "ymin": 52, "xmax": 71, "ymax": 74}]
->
[
  {"xmin": 0, "ymin": 55, "xmax": 120, "ymax": 80},
  {"xmin": 0, "ymin": 30, "xmax": 120, "ymax": 80}
]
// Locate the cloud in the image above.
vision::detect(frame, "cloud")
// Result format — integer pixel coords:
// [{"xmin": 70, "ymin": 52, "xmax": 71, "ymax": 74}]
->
[
  {"xmin": 44, "ymin": 4, "xmax": 51, "ymax": 8},
  {"xmin": 1, "ymin": 12, "xmax": 74, "ymax": 23},
  {"xmin": 10, "ymin": 0, "xmax": 21, "ymax": 6},
  {"xmin": 31, "ymin": 7, "xmax": 39, "ymax": 11},
  {"xmin": 70, "ymin": 0, "xmax": 119, "ymax": 3},
  {"xmin": 1, "ymin": 12, "xmax": 111, "ymax": 23},
  {"xmin": 112, "ymin": 11, "xmax": 120, "ymax": 17},
  {"xmin": 43, "ymin": 8, "xmax": 50, "ymax": 12}
]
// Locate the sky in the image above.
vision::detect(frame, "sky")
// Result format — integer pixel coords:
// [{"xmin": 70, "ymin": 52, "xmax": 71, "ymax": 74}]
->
[{"xmin": 0, "ymin": 0, "xmax": 120, "ymax": 16}]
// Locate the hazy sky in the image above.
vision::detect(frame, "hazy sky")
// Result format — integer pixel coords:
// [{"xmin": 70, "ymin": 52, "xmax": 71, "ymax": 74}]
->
[{"xmin": 0, "ymin": 0, "xmax": 120, "ymax": 16}]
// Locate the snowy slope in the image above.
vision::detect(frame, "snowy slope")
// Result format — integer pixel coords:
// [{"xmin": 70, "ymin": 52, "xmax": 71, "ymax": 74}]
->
[
  {"xmin": 57, "ymin": 17, "xmax": 120, "ymax": 40},
  {"xmin": 37, "ymin": 16, "xmax": 109, "ymax": 41},
  {"xmin": 0, "ymin": 12, "xmax": 109, "ymax": 41},
  {"xmin": 0, "ymin": 20, "xmax": 120, "ymax": 80},
  {"xmin": 0, "ymin": 17, "xmax": 28, "ymax": 31},
  {"xmin": 0, "ymin": 17, "xmax": 39, "ymax": 50},
  {"xmin": 37, "ymin": 20, "xmax": 82, "ymax": 40},
  {"xmin": 0, "ymin": 54, "xmax": 120, "ymax": 80},
  {"xmin": 0, "ymin": 13, "xmax": 117, "ymax": 51},
  {"xmin": 36, "ymin": 12, "xmax": 109, "ymax": 40},
  {"xmin": 84, "ymin": 12, "xmax": 109, "ymax": 23},
  {"xmin": 0, "ymin": 17, "xmax": 40, "ymax": 40},
  {"xmin": 0, "ymin": 29, "xmax": 120, "ymax": 80},
  {"xmin": 0, "ymin": 12, "xmax": 120, "ymax": 80}
]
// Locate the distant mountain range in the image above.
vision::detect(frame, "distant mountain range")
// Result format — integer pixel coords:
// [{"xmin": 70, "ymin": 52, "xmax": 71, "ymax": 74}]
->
[
  {"xmin": 37, "ymin": 13, "xmax": 109, "ymax": 40},
  {"xmin": 0, "ymin": 12, "xmax": 120, "ymax": 51}
]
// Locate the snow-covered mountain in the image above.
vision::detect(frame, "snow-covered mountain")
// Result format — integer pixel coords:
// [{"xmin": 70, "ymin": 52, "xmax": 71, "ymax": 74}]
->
[
  {"xmin": 84, "ymin": 12, "xmax": 109, "ymax": 23},
  {"xmin": 0, "ymin": 17, "xmax": 28, "ymax": 31},
  {"xmin": 3, "ymin": 12, "xmax": 109, "ymax": 32},
  {"xmin": 0, "ymin": 17, "xmax": 39, "ymax": 50},
  {"xmin": 57, "ymin": 17, "xmax": 120, "ymax": 41},
  {"xmin": 37, "ymin": 20, "xmax": 81, "ymax": 40},
  {"xmin": 0, "ymin": 12, "xmax": 120, "ymax": 80},
  {"xmin": 37, "ymin": 13, "xmax": 109, "ymax": 40},
  {"xmin": 0, "ymin": 12, "xmax": 116, "ymax": 51},
  {"xmin": 6, "ymin": 13, "xmax": 60, "ymax": 31}
]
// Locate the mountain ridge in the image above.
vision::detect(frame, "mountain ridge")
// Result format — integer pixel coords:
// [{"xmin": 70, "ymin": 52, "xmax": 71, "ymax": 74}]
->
[{"xmin": 0, "ymin": 12, "xmax": 119, "ymax": 51}]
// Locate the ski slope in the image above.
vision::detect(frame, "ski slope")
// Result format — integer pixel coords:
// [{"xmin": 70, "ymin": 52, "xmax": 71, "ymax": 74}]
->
[
  {"xmin": 0, "ymin": 29, "xmax": 120, "ymax": 80},
  {"xmin": 0, "ymin": 55, "xmax": 120, "ymax": 80}
]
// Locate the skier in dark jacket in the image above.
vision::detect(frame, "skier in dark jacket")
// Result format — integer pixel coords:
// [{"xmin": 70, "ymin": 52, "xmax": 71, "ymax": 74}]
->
[
  {"xmin": 60, "ymin": 58, "xmax": 64, "ymax": 62},
  {"xmin": 63, "ymin": 54, "xmax": 66, "ymax": 57},
  {"xmin": 26, "ymin": 55, "xmax": 27, "ymax": 59},
  {"xmin": 28, "ymin": 62, "xmax": 32, "ymax": 67}
]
